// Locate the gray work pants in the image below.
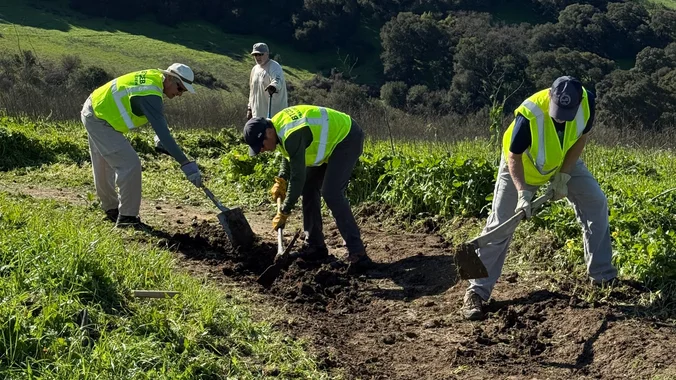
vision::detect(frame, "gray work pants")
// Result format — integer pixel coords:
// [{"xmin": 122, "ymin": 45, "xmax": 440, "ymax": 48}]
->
[
  {"xmin": 302, "ymin": 121, "xmax": 365, "ymax": 255},
  {"xmin": 467, "ymin": 158, "xmax": 618, "ymax": 300},
  {"xmin": 80, "ymin": 97, "xmax": 143, "ymax": 217}
]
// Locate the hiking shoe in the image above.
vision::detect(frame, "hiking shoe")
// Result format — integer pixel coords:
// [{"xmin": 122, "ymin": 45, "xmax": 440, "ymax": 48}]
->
[
  {"xmin": 298, "ymin": 244, "xmax": 329, "ymax": 261},
  {"xmin": 462, "ymin": 291, "xmax": 484, "ymax": 321},
  {"xmin": 346, "ymin": 251, "xmax": 374, "ymax": 274},
  {"xmin": 104, "ymin": 208, "xmax": 119, "ymax": 223},
  {"xmin": 115, "ymin": 215, "xmax": 143, "ymax": 229}
]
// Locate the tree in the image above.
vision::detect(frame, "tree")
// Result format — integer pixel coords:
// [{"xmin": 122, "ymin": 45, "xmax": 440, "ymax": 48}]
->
[
  {"xmin": 292, "ymin": 0, "xmax": 360, "ymax": 51},
  {"xmin": 596, "ymin": 69, "xmax": 674, "ymax": 130},
  {"xmin": 449, "ymin": 26, "xmax": 531, "ymax": 114},
  {"xmin": 527, "ymin": 48, "xmax": 615, "ymax": 91},
  {"xmin": 380, "ymin": 12, "xmax": 454, "ymax": 89},
  {"xmin": 380, "ymin": 81, "xmax": 408, "ymax": 109}
]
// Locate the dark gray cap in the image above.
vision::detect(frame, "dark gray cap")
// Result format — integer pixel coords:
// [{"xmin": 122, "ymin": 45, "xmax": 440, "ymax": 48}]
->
[
  {"xmin": 251, "ymin": 43, "xmax": 269, "ymax": 55},
  {"xmin": 549, "ymin": 76, "xmax": 583, "ymax": 121},
  {"xmin": 243, "ymin": 117, "xmax": 271, "ymax": 156}
]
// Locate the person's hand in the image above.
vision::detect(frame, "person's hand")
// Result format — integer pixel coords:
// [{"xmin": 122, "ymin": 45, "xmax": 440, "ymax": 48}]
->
[
  {"xmin": 272, "ymin": 211, "xmax": 290, "ymax": 230},
  {"xmin": 246, "ymin": 108, "xmax": 253, "ymax": 120},
  {"xmin": 515, "ymin": 190, "xmax": 534, "ymax": 219},
  {"xmin": 550, "ymin": 172, "xmax": 571, "ymax": 201},
  {"xmin": 270, "ymin": 177, "xmax": 287, "ymax": 202},
  {"xmin": 265, "ymin": 85, "xmax": 277, "ymax": 95},
  {"xmin": 181, "ymin": 161, "xmax": 202, "ymax": 188}
]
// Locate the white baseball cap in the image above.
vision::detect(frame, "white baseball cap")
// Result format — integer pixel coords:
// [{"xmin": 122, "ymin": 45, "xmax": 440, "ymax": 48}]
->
[{"xmin": 162, "ymin": 63, "xmax": 196, "ymax": 93}]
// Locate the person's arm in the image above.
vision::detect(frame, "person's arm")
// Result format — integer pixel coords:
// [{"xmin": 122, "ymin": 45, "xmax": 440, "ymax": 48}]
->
[
  {"xmin": 279, "ymin": 128, "xmax": 313, "ymax": 214},
  {"xmin": 560, "ymin": 133, "xmax": 588, "ymax": 174},
  {"xmin": 247, "ymin": 67, "xmax": 255, "ymax": 118},
  {"xmin": 559, "ymin": 91, "xmax": 595, "ymax": 173},
  {"xmin": 507, "ymin": 114, "xmax": 531, "ymax": 191},
  {"xmin": 131, "ymin": 95, "xmax": 189, "ymax": 164},
  {"xmin": 267, "ymin": 61, "xmax": 285, "ymax": 93}
]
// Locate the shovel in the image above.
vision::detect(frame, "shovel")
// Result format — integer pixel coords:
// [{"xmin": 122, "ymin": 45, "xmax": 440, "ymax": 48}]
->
[
  {"xmin": 202, "ymin": 185, "xmax": 255, "ymax": 249},
  {"xmin": 256, "ymin": 198, "xmax": 302, "ymax": 288},
  {"xmin": 455, "ymin": 190, "xmax": 553, "ymax": 279}
]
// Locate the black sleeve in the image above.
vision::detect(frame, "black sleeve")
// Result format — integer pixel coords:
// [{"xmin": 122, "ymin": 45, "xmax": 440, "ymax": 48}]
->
[
  {"xmin": 509, "ymin": 114, "xmax": 532, "ymax": 154},
  {"xmin": 582, "ymin": 90, "xmax": 596, "ymax": 135}
]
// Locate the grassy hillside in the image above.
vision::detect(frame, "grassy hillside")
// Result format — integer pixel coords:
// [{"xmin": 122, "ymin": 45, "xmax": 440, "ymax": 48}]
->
[{"xmin": 0, "ymin": 0, "xmax": 341, "ymax": 94}]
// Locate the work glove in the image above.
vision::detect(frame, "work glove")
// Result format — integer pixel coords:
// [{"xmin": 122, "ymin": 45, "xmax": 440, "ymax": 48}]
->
[
  {"xmin": 550, "ymin": 172, "xmax": 571, "ymax": 201},
  {"xmin": 265, "ymin": 85, "xmax": 277, "ymax": 95},
  {"xmin": 181, "ymin": 161, "xmax": 202, "ymax": 188},
  {"xmin": 515, "ymin": 190, "xmax": 534, "ymax": 219},
  {"xmin": 246, "ymin": 108, "xmax": 253, "ymax": 120},
  {"xmin": 270, "ymin": 176, "xmax": 287, "ymax": 202},
  {"xmin": 272, "ymin": 211, "xmax": 290, "ymax": 230}
]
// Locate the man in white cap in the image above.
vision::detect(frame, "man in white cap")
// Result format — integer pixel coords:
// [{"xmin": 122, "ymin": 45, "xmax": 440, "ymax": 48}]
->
[
  {"xmin": 461, "ymin": 76, "xmax": 618, "ymax": 320},
  {"xmin": 80, "ymin": 63, "xmax": 202, "ymax": 228},
  {"xmin": 247, "ymin": 42, "xmax": 288, "ymax": 120}
]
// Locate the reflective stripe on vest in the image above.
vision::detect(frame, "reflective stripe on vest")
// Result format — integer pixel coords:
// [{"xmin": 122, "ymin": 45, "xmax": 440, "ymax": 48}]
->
[
  {"xmin": 277, "ymin": 107, "xmax": 330, "ymax": 166},
  {"xmin": 502, "ymin": 88, "xmax": 590, "ymax": 185},
  {"xmin": 111, "ymin": 80, "xmax": 162, "ymax": 131}
]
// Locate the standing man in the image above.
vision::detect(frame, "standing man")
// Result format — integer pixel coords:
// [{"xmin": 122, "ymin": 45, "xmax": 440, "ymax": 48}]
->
[
  {"xmin": 247, "ymin": 42, "xmax": 288, "ymax": 120},
  {"xmin": 242, "ymin": 105, "xmax": 372, "ymax": 272},
  {"xmin": 462, "ymin": 76, "xmax": 618, "ymax": 320},
  {"xmin": 80, "ymin": 63, "xmax": 202, "ymax": 228}
]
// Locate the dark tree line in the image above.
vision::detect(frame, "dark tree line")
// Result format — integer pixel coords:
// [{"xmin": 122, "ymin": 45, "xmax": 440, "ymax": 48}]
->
[{"xmin": 53, "ymin": 0, "xmax": 676, "ymax": 130}]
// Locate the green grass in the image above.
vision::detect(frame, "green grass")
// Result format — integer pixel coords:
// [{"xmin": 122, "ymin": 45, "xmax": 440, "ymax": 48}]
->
[
  {"xmin": 0, "ymin": 193, "xmax": 327, "ymax": 379},
  {"xmin": 0, "ymin": 0, "xmax": 339, "ymax": 94}
]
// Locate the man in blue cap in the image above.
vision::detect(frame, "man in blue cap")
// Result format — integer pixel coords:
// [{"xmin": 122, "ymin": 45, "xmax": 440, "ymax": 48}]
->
[{"xmin": 461, "ymin": 76, "xmax": 618, "ymax": 320}]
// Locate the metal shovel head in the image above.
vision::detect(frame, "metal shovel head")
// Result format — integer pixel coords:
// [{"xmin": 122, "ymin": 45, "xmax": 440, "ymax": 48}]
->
[
  {"xmin": 257, "ymin": 229, "xmax": 301, "ymax": 288},
  {"xmin": 455, "ymin": 242, "xmax": 489, "ymax": 280},
  {"xmin": 216, "ymin": 207, "xmax": 255, "ymax": 249}
]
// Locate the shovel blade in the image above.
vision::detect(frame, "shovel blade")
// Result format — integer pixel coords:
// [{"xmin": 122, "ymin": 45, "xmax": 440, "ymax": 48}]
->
[
  {"xmin": 216, "ymin": 207, "xmax": 255, "ymax": 249},
  {"xmin": 455, "ymin": 243, "xmax": 489, "ymax": 280},
  {"xmin": 256, "ymin": 252, "xmax": 299, "ymax": 288}
]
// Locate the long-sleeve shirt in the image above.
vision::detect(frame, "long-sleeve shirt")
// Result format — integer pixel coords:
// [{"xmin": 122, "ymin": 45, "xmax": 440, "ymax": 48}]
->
[
  {"xmin": 277, "ymin": 127, "xmax": 313, "ymax": 214},
  {"xmin": 130, "ymin": 95, "xmax": 189, "ymax": 164},
  {"xmin": 248, "ymin": 59, "xmax": 288, "ymax": 118},
  {"xmin": 509, "ymin": 91, "xmax": 596, "ymax": 154}
]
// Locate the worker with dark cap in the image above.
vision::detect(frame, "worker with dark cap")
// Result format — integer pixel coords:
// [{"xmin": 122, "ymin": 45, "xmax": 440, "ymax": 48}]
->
[
  {"xmin": 242, "ymin": 105, "xmax": 373, "ymax": 272},
  {"xmin": 461, "ymin": 76, "xmax": 618, "ymax": 320}
]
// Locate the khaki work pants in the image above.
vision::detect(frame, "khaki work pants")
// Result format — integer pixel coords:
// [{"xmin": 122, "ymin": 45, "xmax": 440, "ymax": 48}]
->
[{"xmin": 80, "ymin": 97, "xmax": 142, "ymax": 217}]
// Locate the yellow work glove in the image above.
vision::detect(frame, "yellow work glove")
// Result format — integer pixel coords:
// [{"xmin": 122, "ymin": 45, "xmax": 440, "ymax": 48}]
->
[
  {"xmin": 550, "ymin": 172, "xmax": 571, "ymax": 201},
  {"xmin": 272, "ymin": 211, "xmax": 290, "ymax": 231},
  {"xmin": 270, "ymin": 176, "xmax": 287, "ymax": 202}
]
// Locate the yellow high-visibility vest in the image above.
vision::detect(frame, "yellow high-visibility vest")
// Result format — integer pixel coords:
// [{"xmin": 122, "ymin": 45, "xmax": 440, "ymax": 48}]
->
[
  {"xmin": 272, "ymin": 105, "xmax": 352, "ymax": 166},
  {"xmin": 502, "ymin": 88, "xmax": 590, "ymax": 185},
  {"xmin": 90, "ymin": 69, "xmax": 164, "ymax": 133}
]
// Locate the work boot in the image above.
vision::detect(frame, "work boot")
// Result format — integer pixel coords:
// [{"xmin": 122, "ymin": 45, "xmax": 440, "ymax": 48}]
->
[
  {"xmin": 104, "ymin": 208, "xmax": 119, "ymax": 223},
  {"xmin": 461, "ymin": 290, "xmax": 484, "ymax": 321},
  {"xmin": 346, "ymin": 251, "xmax": 374, "ymax": 274},
  {"xmin": 298, "ymin": 244, "xmax": 329, "ymax": 261},
  {"xmin": 116, "ymin": 215, "xmax": 144, "ymax": 229}
]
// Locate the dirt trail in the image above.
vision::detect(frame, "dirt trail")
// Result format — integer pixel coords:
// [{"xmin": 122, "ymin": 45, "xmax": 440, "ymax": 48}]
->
[{"xmin": 3, "ymin": 184, "xmax": 676, "ymax": 379}]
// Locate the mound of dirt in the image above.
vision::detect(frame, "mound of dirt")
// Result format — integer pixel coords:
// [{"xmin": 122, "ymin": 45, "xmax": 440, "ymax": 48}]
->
[{"xmin": 267, "ymin": 258, "xmax": 370, "ymax": 313}]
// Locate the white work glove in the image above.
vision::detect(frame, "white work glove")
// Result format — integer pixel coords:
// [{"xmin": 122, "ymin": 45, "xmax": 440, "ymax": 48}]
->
[
  {"xmin": 515, "ymin": 190, "xmax": 534, "ymax": 219},
  {"xmin": 181, "ymin": 161, "xmax": 202, "ymax": 188},
  {"xmin": 550, "ymin": 172, "xmax": 571, "ymax": 201}
]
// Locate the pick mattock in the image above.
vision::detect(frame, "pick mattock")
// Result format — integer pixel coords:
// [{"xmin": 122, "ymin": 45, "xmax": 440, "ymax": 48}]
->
[
  {"xmin": 455, "ymin": 190, "xmax": 553, "ymax": 279},
  {"xmin": 202, "ymin": 185, "xmax": 255, "ymax": 249},
  {"xmin": 257, "ymin": 198, "xmax": 302, "ymax": 288}
]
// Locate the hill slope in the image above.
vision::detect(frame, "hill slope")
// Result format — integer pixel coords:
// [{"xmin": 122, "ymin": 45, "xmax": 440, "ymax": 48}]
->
[{"xmin": 0, "ymin": 0, "xmax": 344, "ymax": 94}]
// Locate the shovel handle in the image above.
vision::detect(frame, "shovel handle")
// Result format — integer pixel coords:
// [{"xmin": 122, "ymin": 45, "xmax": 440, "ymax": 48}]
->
[
  {"xmin": 276, "ymin": 197, "xmax": 284, "ymax": 254},
  {"xmin": 202, "ymin": 186, "xmax": 229, "ymax": 213},
  {"xmin": 267, "ymin": 93, "xmax": 273, "ymax": 118},
  {"xmin": 471, "ymin": 190, "xmax": 553, "ymax": 248}
]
